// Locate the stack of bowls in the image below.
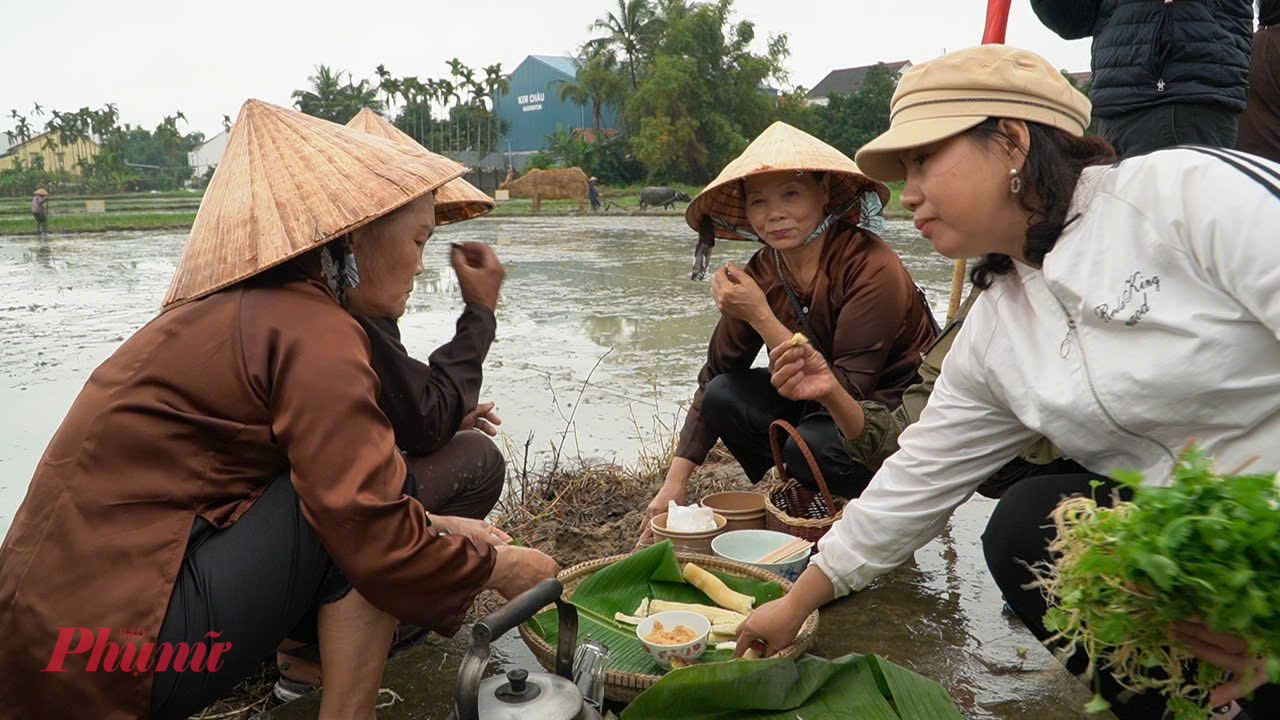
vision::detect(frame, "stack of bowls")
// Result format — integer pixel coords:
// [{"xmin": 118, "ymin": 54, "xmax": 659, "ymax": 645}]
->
[{"xmin": 700, "ymin": 491, "xmax": 767, "ymax": 532}]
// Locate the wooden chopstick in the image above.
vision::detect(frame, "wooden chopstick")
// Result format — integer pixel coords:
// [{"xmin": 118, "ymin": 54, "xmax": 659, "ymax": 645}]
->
[{"xmin": 757, "ymin": 538, "xmax": 813, "ymax": 564}]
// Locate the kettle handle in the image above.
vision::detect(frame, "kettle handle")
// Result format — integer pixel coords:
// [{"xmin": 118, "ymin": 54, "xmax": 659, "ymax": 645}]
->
[{"xmin": 454, "ymin": 577, "xmax": 579, "ymax": 720}]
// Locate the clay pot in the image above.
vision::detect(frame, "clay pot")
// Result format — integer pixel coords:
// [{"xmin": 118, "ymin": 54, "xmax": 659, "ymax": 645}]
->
[
  {"xmin": 649, "ymin": 512, "xmax": 727, "ymax": 554},
  {"xmin": 700, "ymin": 491, "xmax": 767, "ymax": 532}
]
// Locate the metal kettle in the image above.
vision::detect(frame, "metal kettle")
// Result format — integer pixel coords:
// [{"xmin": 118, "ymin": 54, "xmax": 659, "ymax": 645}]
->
[{"xmin": 453, "ymin": 578, "xmax": 605, "ymax": 720}]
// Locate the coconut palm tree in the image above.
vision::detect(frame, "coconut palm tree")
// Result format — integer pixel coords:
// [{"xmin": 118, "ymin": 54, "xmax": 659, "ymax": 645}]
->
[
  {"xmin": 446, "ymin": 59, "xmax": 468, "ymax": 152},
  {"xmin": 292, "ymin": 65, "xmax": 345, "ymax": 120},
  {"xmin": 553, "ymin": 52, "xmax": 626, "ymax": 135},
  {"xmin": 586, "ymin": 0, "xmax": 661, "ymax": 89},
  {"xmin": 436, "ymin": 77, "xmax": 456, "ymax": 152},
  {"xmin": 483, "ymin": 64, "xmax": 510, "ymax": 153}
]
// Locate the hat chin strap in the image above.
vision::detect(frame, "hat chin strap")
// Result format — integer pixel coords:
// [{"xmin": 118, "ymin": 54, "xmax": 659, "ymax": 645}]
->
[{"xmin": 709, "ymin": 196, "xmax": 858, "ymax": 246}]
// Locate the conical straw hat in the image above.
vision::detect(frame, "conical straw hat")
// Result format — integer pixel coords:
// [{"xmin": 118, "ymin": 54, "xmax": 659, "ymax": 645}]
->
[
  {"xmin": 34, "ymin": 188, "xmax": 48, "ymax": 196},
  {"xmin": 346, "ymin": 108, "xmax": 493, "ymax": 225},
  {"xmin": 163, "ymin": 99, "xmax": 466, "ymax": 309},
  {"xmin": 685, "ymin": 121, "xmax": 890, "ymax": 242}
]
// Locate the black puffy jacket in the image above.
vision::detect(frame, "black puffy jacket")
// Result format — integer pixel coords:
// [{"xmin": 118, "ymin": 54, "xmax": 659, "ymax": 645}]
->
[{"xmin": 1030, "ymin": 0, "xmax": 1254, "ymax": 118}]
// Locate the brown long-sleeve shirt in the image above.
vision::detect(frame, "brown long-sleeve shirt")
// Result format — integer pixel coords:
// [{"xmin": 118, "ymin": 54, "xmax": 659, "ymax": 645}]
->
[
  {"xmin": 357, "ymin": 304, "xmax": 496, "ymax": 456},
  {"xmin": 676, "ymin": 224, "xmax": 939, "ymax": 463},
  {"xmin": 0, "ymin": 276, "xmax": 495, "ymax": 719},
  {"xmin": 1238, "ymin": 26, "xmax": 1280, "ymax": 164}
]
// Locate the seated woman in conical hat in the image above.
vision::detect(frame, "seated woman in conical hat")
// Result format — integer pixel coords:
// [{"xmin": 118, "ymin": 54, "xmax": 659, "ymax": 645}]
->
[
  {"xmin": 262, "ymin": 107, "xmax": 521, "ymax": 699},
  {"xmin": 0, "ymin": 100, "xmax": 558, "ymax": 720},
  {"xmin": 639, "ymin": 121, "xmax": 940, "ymax": 543}
]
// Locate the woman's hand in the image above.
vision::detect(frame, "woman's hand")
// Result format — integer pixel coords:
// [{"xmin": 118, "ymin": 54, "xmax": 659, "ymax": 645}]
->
[
  {"xmin": 460, "ymin": 401, "xmax": 502, "ymax": 436},
  {"xmin": 486, "ymin": 544, "xmax": 561, "ymax": 600},
  {"xmin": 431, "ymin": 514, "xmax": 512, "ymax": 548},
  {"xmin": 451, "ymin": 242, "xmax": 505, "ymax": 311},
  {"xmin": 769, "ymin": 341, "xmax": 839, "ymax": 403},
  {"xmin": 734, "ymin": 595, "xmax": 810, "ymax": 658},
  {"xmin": 711, "ymin": 262, "xmax": 769, "ymax": 325},
  {"xmin": 637, "ymin": 478, "xmax": 687, "ymax": 546},
  {"xmin": 1174, "ymin": 617, "xmax": 1274, "ymax": 707}
]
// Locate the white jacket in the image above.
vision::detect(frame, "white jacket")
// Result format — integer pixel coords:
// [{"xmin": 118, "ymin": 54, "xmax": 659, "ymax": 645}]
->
[{"xmin": 814, "ymin": 147, "xmax": 1280, "ymax": 597}]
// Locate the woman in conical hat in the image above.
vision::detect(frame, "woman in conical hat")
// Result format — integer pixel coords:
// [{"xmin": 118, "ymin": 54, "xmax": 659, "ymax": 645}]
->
[
  {"xmin": 255, "ymin": 107, "xmax": 507, "ymax": 700},
  {"xmin": 638, "ymin": 121, "xmax": 940, "ymax": 543},
  {"xmin": 0, "ymin": 100, "xmax": 557, "ymax": 720},
  {"xmin": 738, "ymin": 45, "xmax": 1280, "ymax": 718}
]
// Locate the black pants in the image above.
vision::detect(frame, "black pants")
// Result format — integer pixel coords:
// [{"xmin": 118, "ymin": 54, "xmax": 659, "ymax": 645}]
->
[
  {"xmin": 702, "ymin": 369, "xmax": 874, "ymax": 499},
  {"xmin": 1099, "ymin": 102, "xmax": 1240, "ymax": 159},
  {"xmin": 983, "ymin": 474, "xmax": 1280, "ymax": 719},
  {"xmin": 150, "ymin": 432, "xmax": 505, "ymax": 720}
]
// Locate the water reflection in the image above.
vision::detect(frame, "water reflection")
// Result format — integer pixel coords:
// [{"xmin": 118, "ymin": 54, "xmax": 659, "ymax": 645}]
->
[{"xmin": 0, "ymin": 217, "xmax": 950, "ymax": 528}]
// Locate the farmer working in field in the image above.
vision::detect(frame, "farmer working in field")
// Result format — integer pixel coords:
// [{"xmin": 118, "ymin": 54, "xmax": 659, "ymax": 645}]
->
[
  {"xmin": 0, "ymin": 100, "xmax": 559, "ymax": 720},
  {"xmin": 639, "ymin": 121, "xmax": 939, "ymax": 544}
]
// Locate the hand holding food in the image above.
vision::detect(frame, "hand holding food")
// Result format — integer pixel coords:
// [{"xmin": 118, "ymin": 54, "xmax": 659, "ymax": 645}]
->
[
  {"xmin": 711, "ymin": 262, "xmax": 769, "ymax": 324},
  {"xmin": 769, "ymin": 338, "xmax": 839, "ymax": 403}
]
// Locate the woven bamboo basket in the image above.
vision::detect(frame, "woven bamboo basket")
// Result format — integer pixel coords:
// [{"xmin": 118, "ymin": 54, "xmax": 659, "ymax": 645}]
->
[
  {"xmin": 761, "ymin": 419, "xmax": 847, "ymax": 542},
  {"xmin": 517, "ymin": 551, "xmax": 820, "ymax": 703}
]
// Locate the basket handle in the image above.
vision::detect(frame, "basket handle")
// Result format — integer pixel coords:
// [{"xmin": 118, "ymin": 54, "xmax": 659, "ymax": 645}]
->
[{"xmin": 768, "ymin": 419, "xmax": 837, "ymax": 519}]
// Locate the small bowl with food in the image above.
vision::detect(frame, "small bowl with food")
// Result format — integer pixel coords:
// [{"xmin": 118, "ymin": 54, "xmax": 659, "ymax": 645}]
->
[{"xmin": 636, "ymin": 610, "xmax": 711, "ymax": 670}]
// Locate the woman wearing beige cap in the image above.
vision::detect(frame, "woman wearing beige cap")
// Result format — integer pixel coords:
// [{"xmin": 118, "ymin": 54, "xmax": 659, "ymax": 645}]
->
[
  {"xmin": 0, "ymin": 100, "xmax": 558, "ymax": 720},
  {"xmin": 638, "ymin": 121, "xmax": 939, "ymax": 543},
  {"xmin": 738, "ymin": 46, "xmax": 1280, "ymax": 718}
]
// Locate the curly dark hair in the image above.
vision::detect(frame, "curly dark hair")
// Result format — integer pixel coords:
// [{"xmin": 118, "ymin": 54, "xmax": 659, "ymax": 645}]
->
[{"xmin": 967, "ymin": 118, "xmax": 1117, "ymax": 289}]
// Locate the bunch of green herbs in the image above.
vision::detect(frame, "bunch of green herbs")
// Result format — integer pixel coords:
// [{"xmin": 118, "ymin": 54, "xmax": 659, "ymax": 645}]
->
[{"xmin": 1031, "ymin": 447, "xmax": 1280, "ymax": 719}]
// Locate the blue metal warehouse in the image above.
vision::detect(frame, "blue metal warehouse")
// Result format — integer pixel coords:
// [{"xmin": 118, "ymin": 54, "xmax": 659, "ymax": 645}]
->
[{"xmin": 495, "ymin": 55, "xmax": 620, "ymax": 154}]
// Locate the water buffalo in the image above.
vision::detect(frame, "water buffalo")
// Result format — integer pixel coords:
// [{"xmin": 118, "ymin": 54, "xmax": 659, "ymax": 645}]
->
[{"xmin": 639, "ymin": 186, "xmax": 691, "ymax": 211}]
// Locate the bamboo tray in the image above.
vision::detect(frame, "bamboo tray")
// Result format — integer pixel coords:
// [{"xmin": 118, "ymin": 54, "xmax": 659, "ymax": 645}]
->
[{"xmin": 518, "ymin": 551, "xmax": 820, "ymax": 702}]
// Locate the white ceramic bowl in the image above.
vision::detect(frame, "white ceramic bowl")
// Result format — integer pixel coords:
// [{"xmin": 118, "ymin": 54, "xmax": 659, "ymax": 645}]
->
[
  {"xmin": 636, "ymin": 610, "xmax": 711, "ymax": 670},
  {"xmin": 711, "ymin": 529, "xmax": 811, "ymax": 582}
]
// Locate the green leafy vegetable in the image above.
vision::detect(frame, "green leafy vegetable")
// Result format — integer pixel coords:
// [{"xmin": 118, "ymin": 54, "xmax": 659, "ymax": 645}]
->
[{"xmin": 1031, "ymin": 447, "xmax": 1280, "ymax": 719}]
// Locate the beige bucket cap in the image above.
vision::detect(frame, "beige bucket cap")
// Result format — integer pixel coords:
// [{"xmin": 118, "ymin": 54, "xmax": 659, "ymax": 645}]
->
[
  {"xmin": 346, "ymin": 108, "xmax": 493, "ymax": 225},
  {"xmin": 855, "ymin": 45, "xmax": 1092, "ymax": 181},
  {"xmin": 685, "ymin": 121, "xmax": 890, "ymax": 242},
  {"xmin": 163, "ymin": 99, "xmax": 466, "ymax": 309}
]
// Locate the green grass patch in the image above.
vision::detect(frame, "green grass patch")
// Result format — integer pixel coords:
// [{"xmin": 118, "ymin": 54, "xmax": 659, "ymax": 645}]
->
[{"xmin": 0, "ymin": 211, "xmax": 197, "ymax": 235}]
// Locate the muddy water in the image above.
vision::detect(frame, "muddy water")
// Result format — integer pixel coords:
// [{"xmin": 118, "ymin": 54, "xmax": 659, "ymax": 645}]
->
[{"xmin": 0, "ymin": 218, "xmax": 1102, "ymax": 718}]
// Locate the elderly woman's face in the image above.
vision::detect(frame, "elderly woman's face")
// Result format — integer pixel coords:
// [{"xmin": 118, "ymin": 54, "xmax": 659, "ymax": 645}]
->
[
  {"xmin": 345, "ymin": 193, "xmax": 436, "ymax": 318},
  {"xmin": 743, "ymin": 171, "xmax": 830, "ymax": 251}
]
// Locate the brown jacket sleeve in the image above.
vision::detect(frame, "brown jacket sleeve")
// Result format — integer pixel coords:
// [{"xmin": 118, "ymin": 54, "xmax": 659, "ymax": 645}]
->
[
  {"xmin": 357, "ymin": 303, "xmax": 496, "ymax": 456},
  {"xmin": 244, "ymin": 285, "xmax": 494, "ymax": 635},
  {"xmin": 828, "ymin": 242, "xmax": 919, "ymax": 402},
  {"xmin": 674, "ymin": 314, "xmax": 764, "ymax": 464}
]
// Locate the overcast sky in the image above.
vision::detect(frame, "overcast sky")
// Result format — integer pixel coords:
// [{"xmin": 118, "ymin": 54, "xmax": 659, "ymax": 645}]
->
[{"xmin": 0, "ymin": 0, "xmax": 1094, "ymax": 141}]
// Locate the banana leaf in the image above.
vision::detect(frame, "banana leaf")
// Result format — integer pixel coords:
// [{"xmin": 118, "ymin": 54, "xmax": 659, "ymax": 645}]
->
[
  {"xmin": 619, "ymin": 652, "xmax": 966, "ymax": 720},
  {"xmin": 525, "ymin": 541, "xmax": 786, "ymax": 674}
]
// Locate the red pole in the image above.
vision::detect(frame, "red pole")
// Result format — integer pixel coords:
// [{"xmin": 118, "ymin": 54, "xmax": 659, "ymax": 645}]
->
[{"xmin": 982, "ymin": 0, "xmax": 1012, "ymax": 43}]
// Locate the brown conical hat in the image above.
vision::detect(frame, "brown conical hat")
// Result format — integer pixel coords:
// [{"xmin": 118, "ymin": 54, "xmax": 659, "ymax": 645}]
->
[
  {"xmin": 685, "ymin": 121, "xmax": 890, "ymax": 242},
  {"xmin": 162, "ymin": 99, "xmax": 466, "ymax": 309},
  {"xmin": 346, "ymin": 108, "xmax": 493, "ymax": 225}
]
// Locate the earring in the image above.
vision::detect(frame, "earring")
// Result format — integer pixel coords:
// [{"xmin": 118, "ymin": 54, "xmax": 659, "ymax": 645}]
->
[{"xmin": 1009, "ymin": 168, "xmax": 1023, "ymax": 196}]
